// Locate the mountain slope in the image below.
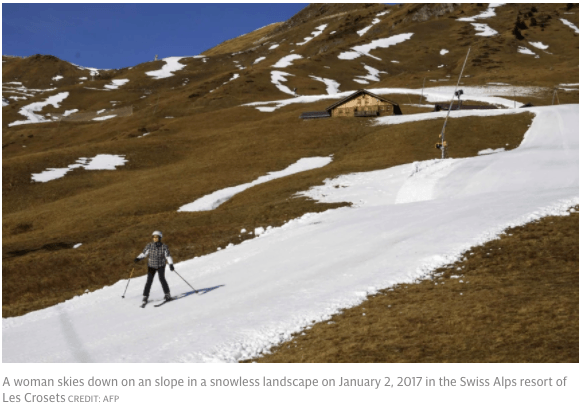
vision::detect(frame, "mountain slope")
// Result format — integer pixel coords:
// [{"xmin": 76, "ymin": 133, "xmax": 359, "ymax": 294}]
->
[
  {"xmin": 3, "ymin": 103, "xmax": 578, "ymax": 362},
  {"xmin": 2, "ymin": 4, "xmax": 579, "ymax": 360}
]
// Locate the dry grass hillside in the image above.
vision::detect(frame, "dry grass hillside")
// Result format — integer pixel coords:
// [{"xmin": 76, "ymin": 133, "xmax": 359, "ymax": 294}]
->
[{"xmin": 3, "ymin": 0, "xmax": 579, "ymax": 356}]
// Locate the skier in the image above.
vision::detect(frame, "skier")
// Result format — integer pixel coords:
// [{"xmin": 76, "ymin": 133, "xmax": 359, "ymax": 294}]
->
[{"xmin": 134, "ymin": 231, "xmax": 175, "ymax": 304}]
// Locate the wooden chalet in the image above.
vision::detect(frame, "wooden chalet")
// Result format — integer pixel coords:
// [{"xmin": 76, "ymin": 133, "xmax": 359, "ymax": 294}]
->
[{"xmin": 300, "ymin": 89, "xmax": 402, "ymax": 119}]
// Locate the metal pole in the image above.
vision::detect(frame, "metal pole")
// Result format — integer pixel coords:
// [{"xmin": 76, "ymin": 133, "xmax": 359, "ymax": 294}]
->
[
  {"xmin": 440, "ymin": 47, "xmax": 470, "ymax": 159},
  {"xmin": 173, "ymin": 269, "xmax": 197, "ymax": 293},
  {"xmin": 121, "ymin": 267, "xmax": 135, "ymax": 298}
]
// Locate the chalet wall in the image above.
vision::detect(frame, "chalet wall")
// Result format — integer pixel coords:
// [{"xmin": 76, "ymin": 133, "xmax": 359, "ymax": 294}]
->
[{"xmin": 330, "ymin": 94, "xmax": 395, "ymax": 117}]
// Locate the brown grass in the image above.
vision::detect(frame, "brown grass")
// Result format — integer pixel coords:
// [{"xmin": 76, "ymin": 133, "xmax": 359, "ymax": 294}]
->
[{"xmin": 246, "ymin": 205, "xmax": 579, "ymax": 363}]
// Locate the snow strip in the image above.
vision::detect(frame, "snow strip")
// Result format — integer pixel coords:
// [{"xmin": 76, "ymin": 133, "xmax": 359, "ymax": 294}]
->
[
  {"xmin": 146, "ymin": 56, "xmax": 199, "ymax": 79},
  {"xmin": 271, "ymin": 54, "xmax": 302, "ymax": 68},
  {"xmin": 8, "ymin": 92, "xmax": 69, "ymax": 127},
  {"xmin": 178, "ymin": 157, "xmax": 332, "ymax": 212},
  {"xmin": 372, "ymin": 107, "xmax": 526, "ymax": 126},
  {"xmin": 244, "ymin": 85, "xmax": 545, "ymax": 112},
  {"xmin": 357, "ymin": 18, "xmax": 381, "ymax": 37},
  {"xmin": 62, "ymin": 109, "xmax": 78, "ymax": 117},
  {"xmin": 529, "ymin": 41, "xmax": 549, "ymax": 50},
  {"xmin": 92, "ymin": 115, "xmax": 117, "ymax": 121},
  {"xmin": 253, "ymin": 57, "xmax": 266, "ymax": 65},
  {"xmin": 458, "ymin": 3, "xmax": 505, "ymax": 22},
  {"xmin": 296, "ymin": 24, "xmax": 327, "ymax": 46},
  {"xmin": 440, "ymin": 49, "xmax": 449, "ymax": 55},
  {"xmin": 471, "ymin": 23, "xmax": 499, "ymax": 36},
  {"xmin": 309, "ymin": 76, "xmax": 340, "ymax": 95},
  {"xmin": 270, "ymin": 71, "xmax": 295, "ymax": 95},
  {"xmin": 560, "ymin": 18, "xmax": 579, "ymax": 34},
  {"xmin": 355, "ymin": 64, "xmax": 387, "ymax": 83},
  {"xmin": 104, "ymin": 79, "xmax": 129, "ymax": 90},
  {"xmin": 31, "ymin": 155, "xmax": 127, "ymax": 182},
  {"xmin": 478, "ymin": 147, "xmax": 506, "ymax": 155},
  {"xmin": 518, "ymin": 47, "xmax": 537, "ymax": 56},
  {"xmin": 338, "ymin": 33, "xmax": 414, "ymax": 60}
]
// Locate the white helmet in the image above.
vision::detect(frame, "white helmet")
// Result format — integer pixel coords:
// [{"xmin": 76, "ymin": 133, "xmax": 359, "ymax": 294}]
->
[{"xmin": 152, "ymin": 230, "xmax": 163, "ymax": 238}]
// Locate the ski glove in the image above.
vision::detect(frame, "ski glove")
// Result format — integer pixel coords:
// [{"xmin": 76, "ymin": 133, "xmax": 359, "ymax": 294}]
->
[
  {"xmin": 169, "ymin": 264, "xmax": 175, "ymax": 271},
  {"xmin": 134, "ymin": 257, "xmax": 141, "ymax": 263}
]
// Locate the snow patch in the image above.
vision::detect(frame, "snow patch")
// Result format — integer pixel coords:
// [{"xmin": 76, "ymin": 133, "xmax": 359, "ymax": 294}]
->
[
  {"xmin": 338, "ymin": 33, "xmax": 414, "ymax": 60},
  {"xmin": 31, "ymin": 155, "xmax": 127, "ymax": 182},
  {"xmin": 529, "ymin": 41, "xmax": 549, "ymax": 50},
  {"xmin": 178, "ymin": 157, "xmax": 333, "ymax": 212},
  {"xmin": 458, "ymin": 3, "xmax": 505, "ymax": 22},
  {"xmin": 309, "ymin": 76, "xmax": 340, "ymax": 95},
  {"xmin": 272, "ymin": 54, "xmax": 302, "ymax": 68},
  {"xmin": 146, "ymin": 56, "xmax": 195, "ymax": 79},
  {"xmin": 355, "ymin": 64, "xmax": 387, "ymax": 83},
  {"xmin": 518, "ymin": 47, "xmax": 537, "ymax": 56},
  {"xmin": 478, "ymin": 147, "xmax": 506, "ymax": 155},
  {"xmin": 245, "ymin": 85, "xmax": 544, "ymax": 113},
  {"xmin": 92, "ymin": 115, "xmax": 116, "ymax": 121},
  {"xmin": 270, "ymin": 71, "xmax": 295, "ymax": 95},
  {"xmin": 104, "ymin": 79, "xmax": 129, "ymax": 90},
  {"xmin": 471, "ymin": 23, "xmax": 499, "ymax": 36},
  {"xmin": 296, "ymin": 24, "xmax": 327, "ymax": 46},
  {"xmin": 560, "ymin": 18, "xmax": 579, "ymax": 34},
  {"xmin": 8, "ymin": 92, "xmax": 69, "ymax": 127}
]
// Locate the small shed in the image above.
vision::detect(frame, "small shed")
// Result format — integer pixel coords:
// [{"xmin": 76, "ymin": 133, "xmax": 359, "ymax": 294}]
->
[
  {"xmin": 300, "ymin": 89, "xmax": 402, "ymax": 119},
  {"xmin": 299, "ymin": 111, "xmax": 331, "ymax": 120}
]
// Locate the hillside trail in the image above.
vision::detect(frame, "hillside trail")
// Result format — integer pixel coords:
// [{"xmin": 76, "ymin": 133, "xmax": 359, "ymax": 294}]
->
[{"xmin": 3, "ymin": 104, "xmax": 579, "ymax": 363}]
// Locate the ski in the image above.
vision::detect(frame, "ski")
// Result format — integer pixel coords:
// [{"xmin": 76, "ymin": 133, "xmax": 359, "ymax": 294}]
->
[
  {"xmin": 154, "ymin": 290, "xmax": 197, "ymax": 307},
  {"xmin": 153, "ymin": 298, "xmax": 172, "ymax": 307}
]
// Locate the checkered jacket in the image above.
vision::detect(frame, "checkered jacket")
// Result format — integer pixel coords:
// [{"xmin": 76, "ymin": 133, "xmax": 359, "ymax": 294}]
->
[{"xmin": 137, "ymin": 242, "xmax": 174, "ymax": 269}]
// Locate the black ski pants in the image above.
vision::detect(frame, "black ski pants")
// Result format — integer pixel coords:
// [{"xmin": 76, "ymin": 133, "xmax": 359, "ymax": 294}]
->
[{"xmin": 143, "ymin": 266, "xmax": 170, "ymax": 296}]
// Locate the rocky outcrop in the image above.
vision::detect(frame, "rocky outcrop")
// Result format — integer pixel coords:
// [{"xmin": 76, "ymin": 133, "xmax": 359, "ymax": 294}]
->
[{"xmin": 412, "ymin": 3, "xmax": 460, "ymax": 22}]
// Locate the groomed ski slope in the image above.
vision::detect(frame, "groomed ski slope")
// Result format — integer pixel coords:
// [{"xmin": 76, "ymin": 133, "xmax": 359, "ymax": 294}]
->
[{"xmin": 3, "ymin": 104, "xmax": 579, "ymax": 363}]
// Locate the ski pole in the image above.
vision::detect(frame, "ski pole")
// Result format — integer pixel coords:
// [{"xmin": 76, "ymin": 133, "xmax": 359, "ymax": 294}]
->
[
  {"xmin": 173, "ymin": 269, "xmax": 197, "ymax": 293},
  {"xmin": 121, "ymin": 267, "xmax": 135, "ymax": 298}
]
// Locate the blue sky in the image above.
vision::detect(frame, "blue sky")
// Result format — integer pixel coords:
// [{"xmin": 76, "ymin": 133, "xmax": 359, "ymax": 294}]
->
[{"xmin": 2, "ymin": 3, "xmax": 306, "ymax": 69}]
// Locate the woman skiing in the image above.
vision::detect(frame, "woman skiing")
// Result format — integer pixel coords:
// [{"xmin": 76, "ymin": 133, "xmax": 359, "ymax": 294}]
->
[{"xmin": 134, "ymin": 231, "xmax": 175, "ymax": 304}]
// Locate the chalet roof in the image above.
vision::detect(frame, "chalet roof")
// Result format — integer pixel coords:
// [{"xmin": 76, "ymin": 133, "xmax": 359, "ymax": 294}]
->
[
  {"xmin": 299, "ymin": 111, "xmax": 331, "ymax": 119},
  {"xmin": 324, "ymin": 89, "xmax": 399, "ymax": 112}
]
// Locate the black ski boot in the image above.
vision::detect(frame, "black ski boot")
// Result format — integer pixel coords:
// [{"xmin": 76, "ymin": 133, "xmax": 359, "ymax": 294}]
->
[
  {"xmin": 141, "ymin": 296, "xmax": 149, "ymax": 308},
  {"xmin": 164, "ymin": 293, "xmax": 172, "ymax": 301}
]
